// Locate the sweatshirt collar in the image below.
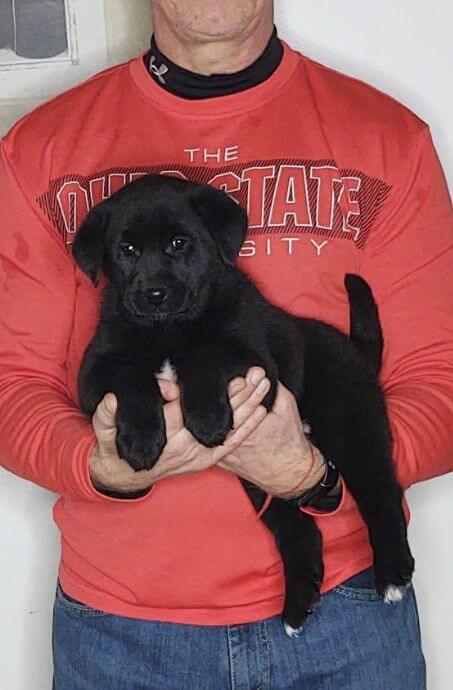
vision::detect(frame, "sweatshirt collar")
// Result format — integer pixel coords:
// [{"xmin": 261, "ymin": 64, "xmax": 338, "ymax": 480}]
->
[
  {"xmin": 146, "ymin": 28, "xmax": 284, "ymax": 100},
  {"xmin": 129, "ymin": 41, "xmax": 300, "ymax": 119}
]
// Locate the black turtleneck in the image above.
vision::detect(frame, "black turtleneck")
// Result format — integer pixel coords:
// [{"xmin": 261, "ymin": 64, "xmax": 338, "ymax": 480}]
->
[{"xmin": 146, "ymin": 28, "xmax": 283, "ymax": 100}]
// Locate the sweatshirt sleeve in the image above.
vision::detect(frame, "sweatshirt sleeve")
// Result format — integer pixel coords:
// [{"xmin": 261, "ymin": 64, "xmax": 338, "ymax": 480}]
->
[
  {"xmin": 0, "ymin": 146, "xmax": 136, "ymax": 502},
  {"xmin": 360, "ymin": 127, "xmax": 453, "ymax": 489}
]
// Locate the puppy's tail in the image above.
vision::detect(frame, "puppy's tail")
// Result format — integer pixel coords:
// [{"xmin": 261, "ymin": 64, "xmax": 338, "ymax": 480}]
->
[{"xmin": 345, "ymin": 274, "xmax": 383, "ymax": 376}]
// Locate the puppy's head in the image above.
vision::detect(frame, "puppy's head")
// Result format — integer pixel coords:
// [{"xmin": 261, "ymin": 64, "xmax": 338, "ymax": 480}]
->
[{"xmin": 72, "ymin": 175, "xmax": 248, "ymax": 323}]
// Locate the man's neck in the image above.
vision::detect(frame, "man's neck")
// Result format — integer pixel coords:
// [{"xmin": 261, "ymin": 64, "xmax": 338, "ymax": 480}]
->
[{"xmin": 151, "ymin": 9, "xmax": 274, "ymax": 76}]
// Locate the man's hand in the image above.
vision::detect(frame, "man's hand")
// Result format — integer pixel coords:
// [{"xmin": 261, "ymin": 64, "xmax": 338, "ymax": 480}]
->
[
  {"xmin": 89, "ymin": 368, "xmax": 271, "ymax": 495},
  {"xmin": 219, "ymin": 377, "xmax": 327, "ymax": 497}
]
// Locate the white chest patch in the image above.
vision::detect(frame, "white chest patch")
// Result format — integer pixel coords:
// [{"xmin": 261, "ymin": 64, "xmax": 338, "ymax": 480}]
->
[{"xmin": 155, "ymin": 358, "xmax": 178, "ymax": 383}]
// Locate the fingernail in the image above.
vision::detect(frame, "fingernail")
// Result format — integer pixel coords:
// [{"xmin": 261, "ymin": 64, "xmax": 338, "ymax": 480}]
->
[
  {"xmin": 105, "ymin": 398, "xmax": 116, "ymax": 413},
  {"xmin": 250, "ymin": 370, "xmax": 264, "ymax": 385},
  {"xmin": 230, "ymin": 380, "xmax": 245, "ymax": 394},
  {"xmin": 257, "ymin": 379, "xmax": 269, "ymax": 392}
]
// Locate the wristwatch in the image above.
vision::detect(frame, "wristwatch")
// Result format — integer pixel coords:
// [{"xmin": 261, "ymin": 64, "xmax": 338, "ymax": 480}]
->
[{"xmin": 287, "ymin": 459, "xmax": 340, "ymax": 509}]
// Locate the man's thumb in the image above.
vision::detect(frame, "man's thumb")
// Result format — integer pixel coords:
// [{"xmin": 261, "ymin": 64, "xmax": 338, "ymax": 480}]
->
[{"xmin": 93, "ymin": 393, "xmax": 118, "ymax": 449}]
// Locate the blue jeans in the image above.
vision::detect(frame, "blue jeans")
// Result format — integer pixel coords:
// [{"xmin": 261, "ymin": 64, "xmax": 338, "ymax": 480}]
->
[{"xmin": 52, "ymin": 569, "xmax": 426, "ymax": 689}]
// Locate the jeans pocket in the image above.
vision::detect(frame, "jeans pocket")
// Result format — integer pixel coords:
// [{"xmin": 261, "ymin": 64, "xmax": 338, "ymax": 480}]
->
[
  {"xmin": 333, "ymin": 581, "xmax": 413, "ymax": 603},
  {"xmin": 332, "ymin": 584, "xmax": 383, "ymax": 602},
  {"xmin": 56, "ymin": 582, "xmax": 110, "ymax": 617},
  {"xmin": 333, "ymin": 567, "xmax": 383, "ymax": 602}
]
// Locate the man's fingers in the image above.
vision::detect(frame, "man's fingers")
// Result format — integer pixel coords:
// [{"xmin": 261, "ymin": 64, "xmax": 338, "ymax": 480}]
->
[
  {"xmin": 246, "ymin": 367, "xmax": 266, "ymax": 385},
  {"xmin": 231, "ymin": 378, "xmax": 270, "ymax": 428},
  {"xmin": 158, "ymin": 379, "xmax": 180, "ymax": 402},
  {"xmin": 228, "ymin": 377, "xmax": 246, "ymax": 398},
  {"xmin": 216, "ymin": 404, "xmax": 267, "ymax": 457},
  {"xmin": 162, "ymin": 397, "xmax": 186, "ymax": 436},
  {"xmin": 271, "ymin": 381, "xmax": 298, "ymax": 416},
  {"xmin": 232, "ymin": 404, "xmax": 268, "ymax": 443},
  {"xmin": 229, "ymin": 368, "xmax": 267, "ymax": 410},
  {"xmin": 229, "ymin": 378, "xmax": 250, "ymax": 408}
]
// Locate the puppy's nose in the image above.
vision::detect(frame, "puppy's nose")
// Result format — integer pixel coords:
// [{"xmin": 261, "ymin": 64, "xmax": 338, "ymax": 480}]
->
[{"xmin": 147, "ymin": 287, "xmax": 168, "ymax": 306}]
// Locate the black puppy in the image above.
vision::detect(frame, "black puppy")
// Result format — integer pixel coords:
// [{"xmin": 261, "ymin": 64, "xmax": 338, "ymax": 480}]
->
[{"xmin": 72, "ymin": 174, "xmax": 414, "ymax": 635}]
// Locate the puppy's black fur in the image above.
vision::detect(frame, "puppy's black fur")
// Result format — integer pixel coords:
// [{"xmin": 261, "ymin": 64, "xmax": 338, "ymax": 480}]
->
[{"xmin": 73, "ymin": 174, "xmax": 414, "ymax": 633}]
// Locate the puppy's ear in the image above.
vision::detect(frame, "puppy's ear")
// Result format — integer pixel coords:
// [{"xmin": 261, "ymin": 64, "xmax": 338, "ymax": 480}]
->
[
  {"xmin": 193, "ymin": 186, "xmax": 248, "ymax": 265},
  {"xmin": 71, "ymin": 207, "xmax": 110, "ymax": 285}
]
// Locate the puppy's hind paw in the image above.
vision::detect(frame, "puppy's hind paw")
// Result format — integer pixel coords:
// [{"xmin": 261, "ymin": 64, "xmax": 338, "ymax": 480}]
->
[
  {"xmin": 282, "ymin": 588, "xmax": 319, "ymax": 638},
  {"xmin": 374, "ymin": 546, "xmax": 414, "ymax": 602},
  {"xmin": 284, "ymin": 622, "xmax": 304, "ymax": 639},
  {"xmin": 383, "ymin": 584, "xmax": 408, "ymax": 604}
]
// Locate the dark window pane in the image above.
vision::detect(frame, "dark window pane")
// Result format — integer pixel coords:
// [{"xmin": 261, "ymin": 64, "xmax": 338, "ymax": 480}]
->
[
  {"xmin": 0, "ymin": 1, "xmax": 14, "ymax": 50},
  {"xmin": 13, "ymin": 0, "xmax": 68, "ymax": 59}
]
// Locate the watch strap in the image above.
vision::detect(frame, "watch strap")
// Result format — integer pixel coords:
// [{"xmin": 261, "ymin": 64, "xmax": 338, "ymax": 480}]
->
[{"xmin": 287, "ymin": 459, "xmax": 339, "ymax": 509}]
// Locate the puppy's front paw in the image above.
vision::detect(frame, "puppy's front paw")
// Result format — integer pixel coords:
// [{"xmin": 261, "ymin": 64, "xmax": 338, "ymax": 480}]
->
[
  {"xmin": 116, "ymin": 409, "xmax": 166, "ymax": 471},
  {"xmin": 183, "ymin": 394, "xmax": 233, "ymax": 447}
]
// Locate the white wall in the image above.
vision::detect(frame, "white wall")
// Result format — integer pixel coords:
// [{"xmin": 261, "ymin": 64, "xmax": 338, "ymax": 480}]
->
[{"xmin": 0, "ymin": 1, "xmax": 451, "ymax": 688}]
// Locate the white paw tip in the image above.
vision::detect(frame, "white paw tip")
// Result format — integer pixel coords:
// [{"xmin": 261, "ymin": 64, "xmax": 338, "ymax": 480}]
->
[
  {"xmin": 383, "ymin": 584, "xmax": 406, "ymax": 604},
  {"xmin": 284, "ymin": 623, "xmax": 303, "ymax": 638}
]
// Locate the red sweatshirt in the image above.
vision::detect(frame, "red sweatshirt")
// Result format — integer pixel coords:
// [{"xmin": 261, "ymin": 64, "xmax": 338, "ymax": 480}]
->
[{"xmin": 0, "ymin": 43, "xmax": 452, "ymax": 625}]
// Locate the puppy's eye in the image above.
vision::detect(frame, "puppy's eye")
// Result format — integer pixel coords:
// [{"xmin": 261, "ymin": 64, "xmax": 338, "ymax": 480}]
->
[
  {"xmin": 169, "ymin": 236, "xmax": 189, "ymax": 252},
  {"xmin": 119, "ymin": 242, "xmax": 140, "ymax": 258}
]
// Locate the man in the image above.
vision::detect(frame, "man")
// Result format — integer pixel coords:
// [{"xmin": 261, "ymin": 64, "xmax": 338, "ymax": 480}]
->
[{"xmin": 0, "ymin": 1, "xmax": 452, "ymax": 688}]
